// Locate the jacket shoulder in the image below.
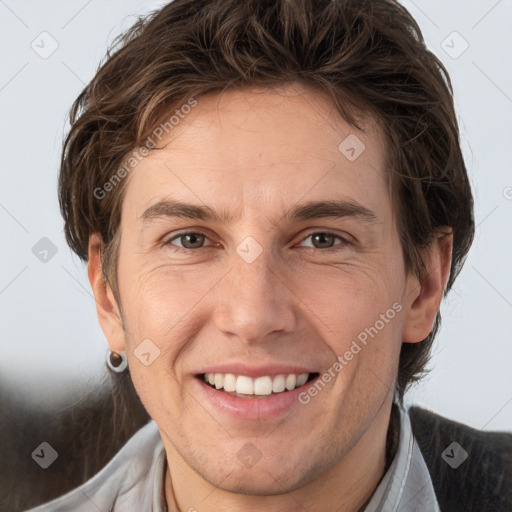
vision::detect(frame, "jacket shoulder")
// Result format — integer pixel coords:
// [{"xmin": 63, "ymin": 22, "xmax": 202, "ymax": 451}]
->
[{"xmin": 409, "ymin": 405, "xmax": 512, "ymax": 512}]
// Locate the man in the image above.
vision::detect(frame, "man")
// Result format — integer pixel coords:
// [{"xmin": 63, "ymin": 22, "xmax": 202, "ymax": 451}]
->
[{"xmin": 23, "ymin": 0, "xmax": 511, "ymax": 511}]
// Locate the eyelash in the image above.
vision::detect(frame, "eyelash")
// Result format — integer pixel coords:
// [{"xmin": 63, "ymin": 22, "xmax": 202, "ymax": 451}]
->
[{"xmin": 165, "ymin": 230, "xmax": 351, "ymax": 253}]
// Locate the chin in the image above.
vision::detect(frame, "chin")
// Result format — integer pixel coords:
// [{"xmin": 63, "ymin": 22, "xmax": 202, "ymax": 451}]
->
[
  {"xmin": 213, "ymin": 469, "xmax": 308, "ymax": 496},
  {"xmin": 197, "ymin": 451, "xmax": 326, "ymax": 497}
]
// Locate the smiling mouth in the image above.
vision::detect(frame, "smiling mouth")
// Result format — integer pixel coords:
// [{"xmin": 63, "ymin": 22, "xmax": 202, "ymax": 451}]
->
[{"xmin": 199, "ymin": 372, "xmax": 320, "ymax": 398}]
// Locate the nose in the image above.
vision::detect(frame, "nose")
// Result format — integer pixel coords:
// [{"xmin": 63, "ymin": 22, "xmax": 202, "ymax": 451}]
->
[{"xmin": 212, "ymin": 246, "xmax": 297, "ymax": 345}]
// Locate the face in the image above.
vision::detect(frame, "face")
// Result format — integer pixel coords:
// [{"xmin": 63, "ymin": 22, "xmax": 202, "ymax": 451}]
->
[{"xmin": 94, "ymin": 84, "xmax": 427, "ymax": 495}]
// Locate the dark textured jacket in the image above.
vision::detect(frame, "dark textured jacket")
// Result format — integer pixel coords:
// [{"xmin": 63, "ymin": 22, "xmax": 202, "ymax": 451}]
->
[{"xmin": 409, "ymin": 406, "xmax": 512, "ymax": 512}]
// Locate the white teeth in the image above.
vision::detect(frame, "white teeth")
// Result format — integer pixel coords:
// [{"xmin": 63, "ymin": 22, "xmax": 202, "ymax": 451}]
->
[
  {"xmin": 272, "ymin": 374, "xmax": 286, "ymax": 393},
  {"xmin": 223, "ymin": 373, "xmax": 236, "ymax": 392},
  {"xmin": 203, "ymin": 372, "xmax": 311, "ymax": 396},
  {"xmin": 253, "ymin": 376, "xmax": 273, "ymax": 395},
  {"xmin": 285, "ymin": 374, "xmax": 297, "ymax": 391},
  {"xmin": 296, "ymin": 373, "xmax": 308, "ymax": 387},
  {"xmin": 236, "ymin": 375, "xmax": 254, "ymax": 395},
  {"xmin": 214, "ymin": 373, "xmax": 224, "ymax": 390}
]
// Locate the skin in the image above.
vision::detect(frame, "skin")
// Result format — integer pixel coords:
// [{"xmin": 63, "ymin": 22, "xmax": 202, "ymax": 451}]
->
[{"xmin": 88, "ymin": 83, "xmax": 452, "ymax": 512}]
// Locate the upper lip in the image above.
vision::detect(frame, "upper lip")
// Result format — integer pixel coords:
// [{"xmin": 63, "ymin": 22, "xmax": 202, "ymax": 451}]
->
[{"xmin": 196, "ymin": 363, "xmax": 318, "ymax": 379}]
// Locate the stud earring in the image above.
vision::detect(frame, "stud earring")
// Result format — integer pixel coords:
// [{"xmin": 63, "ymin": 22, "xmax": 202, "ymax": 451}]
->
[{"xmin": 106, "ymin": 350, "xmax": 128, "ymax": 373}]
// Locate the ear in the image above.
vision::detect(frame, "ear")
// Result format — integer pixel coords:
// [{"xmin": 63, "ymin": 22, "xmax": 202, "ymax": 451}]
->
[
  {"xmin": 87, "ymin": 233, "xmax": 126, "ymax": 353},
  {"xmin": 402, "ymin": 230, "xmax": 453, "ymax": 343}
]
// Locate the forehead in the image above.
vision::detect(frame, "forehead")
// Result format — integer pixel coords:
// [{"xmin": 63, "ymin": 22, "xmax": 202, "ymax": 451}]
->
[{"xmin": 121, "ymin": 84, "xmax": 390, "ymax": 223}]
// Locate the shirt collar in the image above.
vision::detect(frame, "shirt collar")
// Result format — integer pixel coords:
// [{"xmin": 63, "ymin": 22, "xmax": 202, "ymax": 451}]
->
[
  {"xmin": 362, "ymin": 404, "xmax": 440, "ymax": 512},
  {"xmin": 153, "ymin": 448, "xmax": 168, "ymax": 512}
]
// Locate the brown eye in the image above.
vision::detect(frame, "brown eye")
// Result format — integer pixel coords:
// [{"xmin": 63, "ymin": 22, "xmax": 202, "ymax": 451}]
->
[
  {"xmin": 311, "ymin": 233, "xmax": 336, "ymax": 249},
  {"xmin": 298, "ymin": 231, "xmax": 348, "ymax": 250},
  {"xmin": 170, "ymin": 232, "xmax": 207, "ymax": 249}
]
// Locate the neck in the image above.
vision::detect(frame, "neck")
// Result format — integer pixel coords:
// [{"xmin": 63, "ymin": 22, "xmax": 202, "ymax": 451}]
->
[{"xmin": 164, "ymin": 401, "xmax": 400, "ymax": 512}]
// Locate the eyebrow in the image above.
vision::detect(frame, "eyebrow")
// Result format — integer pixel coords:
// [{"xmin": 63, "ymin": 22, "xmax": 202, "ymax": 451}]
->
[{"xmin": 140, "ymin": 198, "xmax": 378, "ymax": 225}]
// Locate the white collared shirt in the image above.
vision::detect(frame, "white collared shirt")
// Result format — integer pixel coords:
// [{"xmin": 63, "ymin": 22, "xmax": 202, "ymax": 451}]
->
[
  {"xmin": 26, "ymin": 404, "xmax": 439, "ymax": 511},
  {"xmin": 363, "ymin": 404, "xmax": 440, "ymax": 511}
]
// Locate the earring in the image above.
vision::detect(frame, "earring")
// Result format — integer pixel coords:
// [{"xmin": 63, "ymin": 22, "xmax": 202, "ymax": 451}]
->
[{"xmin": 106, "ymin": 350, "xmax": 128, "ymax": 373}]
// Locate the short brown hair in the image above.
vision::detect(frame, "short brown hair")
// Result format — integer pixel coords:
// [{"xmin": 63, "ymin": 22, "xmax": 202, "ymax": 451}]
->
[{"xmin": 59, "ymin": 0, "xmax": 474, "ymax": 403}]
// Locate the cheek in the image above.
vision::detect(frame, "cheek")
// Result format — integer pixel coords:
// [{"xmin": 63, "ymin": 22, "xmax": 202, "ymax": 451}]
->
[
  {"xmin": 334, "ymin": 301, "xmax": 404, "ymax": 409},
  {"xmin": 297, "ymin": 265, "xmax": 404, "ymax": 389},
  {"xmin": 118, "ymin": 256, "xmax": 217, "ymax": 337},
  {"xmin": 295, "ymin": 263, "xmax": 402, "ymax": 336}
]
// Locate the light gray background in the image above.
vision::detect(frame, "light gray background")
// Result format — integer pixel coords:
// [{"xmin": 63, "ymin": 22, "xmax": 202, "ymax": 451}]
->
[{"xmin": 0, "ymin": 0, "xmax": 511, "ymax": 430}]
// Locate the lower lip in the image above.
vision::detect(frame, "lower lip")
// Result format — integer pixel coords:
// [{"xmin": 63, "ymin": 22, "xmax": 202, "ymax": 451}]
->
[{"xmin": 194, "ymin": 377, "xmax": 314, "ymax": 421}]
